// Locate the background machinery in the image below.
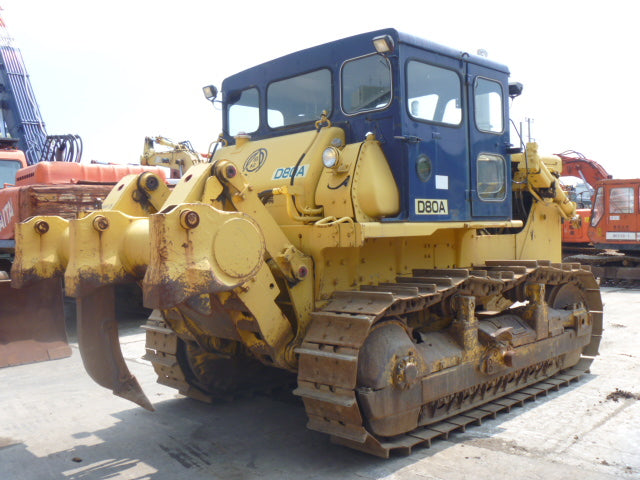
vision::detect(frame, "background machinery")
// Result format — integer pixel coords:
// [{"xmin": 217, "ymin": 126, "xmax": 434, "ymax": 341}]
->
[
  {"xmin": 559, "ymin": 151, "xmax": 609, "ymax": 248},
  {"xmin": 0, "ymin": 133, "xmax": 204, "ymax": 366},
  {"xmin": 559, "ymin": 151, "xmax": 640, "ymax": 284},
  {"xmin": 0, "ymin": 10, "xmax": 167, "ymax": 367},
  {"xmin": 0, "ymin": 9, "xmax": 85, "ymax": 367},
  {"xmin": 12, "ymin": 29, "xmax": 603, "ymax": 457},
  {"xmin": 140, "ymin": 135, "xmax": 207, "ymax": 179}
]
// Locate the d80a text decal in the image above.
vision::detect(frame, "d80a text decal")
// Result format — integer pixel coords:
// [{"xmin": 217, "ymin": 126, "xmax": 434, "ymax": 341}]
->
[{"xmin": 415, "ymin": 198, "xmax": 448, "ymax": 215}]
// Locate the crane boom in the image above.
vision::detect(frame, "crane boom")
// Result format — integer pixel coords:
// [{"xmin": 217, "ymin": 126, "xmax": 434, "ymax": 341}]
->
[{"xmin": 0, "ymin": 10, "xmax": 47, "ymax": 165}]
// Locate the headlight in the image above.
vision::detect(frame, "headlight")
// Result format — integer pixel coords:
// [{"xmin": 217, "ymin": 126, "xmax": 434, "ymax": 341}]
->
[{"xmin": 322, "ymin": 147, "xmax": 339, "ymax": 168}]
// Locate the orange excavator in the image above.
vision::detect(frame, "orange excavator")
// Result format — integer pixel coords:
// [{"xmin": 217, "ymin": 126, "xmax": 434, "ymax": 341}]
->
[
  {"xmin": 559, "ymin": 151, "xmax": 611, "ymax": 248},
  {"xmin": 559, "ymin": 151, "xmax": 640, "ymax": 284}
]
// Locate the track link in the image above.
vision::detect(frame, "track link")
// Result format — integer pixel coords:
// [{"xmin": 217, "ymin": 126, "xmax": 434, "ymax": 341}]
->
[
  {"xmin": 142, "ymin": 313, "xmax": 215, "ymax": 403},
  {"xmin": 294, "ymin": 260, "xmax": 602, "ymax": 457},
  {"xmin": 337, "ymin": 359, "xmax": 591, "ymax": 456},
  {"xmin": 142, "ymin": 311, "xmax": 296, "ymax": 402}
]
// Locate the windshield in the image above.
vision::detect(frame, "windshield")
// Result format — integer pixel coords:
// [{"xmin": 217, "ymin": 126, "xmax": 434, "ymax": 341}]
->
[
  {"xmin": 591, "ymin": 186, "xmax": 604, "ymax": 226},
  {"xmin": 227, "ymin": 69, "xmax": 332, "ymax": 135},
  {"xmin": 0, "ymin": 159, "xmax": 21, "ymax": 188},
  {"xmin": 267, "ymin": 69, "xmax": 332, "ymax": 128}
]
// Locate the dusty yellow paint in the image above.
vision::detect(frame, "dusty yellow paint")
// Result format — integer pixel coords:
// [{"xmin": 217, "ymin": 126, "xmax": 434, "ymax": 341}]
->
[
  {"xmin": 11, "ymin": 129, "xmax": 571, "ymax": 370},
  {"xmin": 12, "ymin": 215, "xmax": 69, "ymax": 288},
  {"xmin": 102, "ymin": 172, "xmax": 170, "ymax": 216}
]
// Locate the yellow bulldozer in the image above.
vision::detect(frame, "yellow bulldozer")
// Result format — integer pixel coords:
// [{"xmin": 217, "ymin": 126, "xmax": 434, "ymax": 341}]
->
[{"xmin": 12, "ymin": 29, "xmax": 602, "ymax": 457}]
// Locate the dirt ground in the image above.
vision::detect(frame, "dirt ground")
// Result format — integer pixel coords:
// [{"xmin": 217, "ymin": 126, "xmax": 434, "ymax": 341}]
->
[{"xmin": 1, "ymin": 286, "xmax": 639, "ymax": 480}]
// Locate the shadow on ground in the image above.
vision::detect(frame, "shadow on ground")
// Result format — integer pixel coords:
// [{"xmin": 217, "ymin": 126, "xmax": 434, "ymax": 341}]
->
[{"xmin": 13, "ymin": 369, "xmax": 596, "ymax": 480}]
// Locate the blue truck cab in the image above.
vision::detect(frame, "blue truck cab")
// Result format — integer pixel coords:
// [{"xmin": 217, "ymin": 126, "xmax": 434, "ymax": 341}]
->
[{"xmin": 220, "ymin": 28, "xmax": 514, "ymax": 222}]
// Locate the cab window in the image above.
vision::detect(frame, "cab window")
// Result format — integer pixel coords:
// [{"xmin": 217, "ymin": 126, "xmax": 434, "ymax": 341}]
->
[
  {"xmin": 476, "ymin": 153, "xmax": 506, "ymax": 201},
  {"xmin": 0, "ymin": 159, "xmax": 21, "ymax": 188},
  {"xmin": 474, "ymin": 77, "xmax": 504, "ymax": 133},
  {"xmin": 406, "ymin": 61, "xmax": 461, "ymax": 125},
  {"xmin": 267, "ymin": 69, "xmax": 332, "ymax": 128},
  {"xmin": 342, "ymin": 54, "xmax": 392, "ymax": 114},
  {"xmin": 591, "ymin": 187, "xmax": 604, "ymax": 226},
  {"xmin": 228, "ymin": 88, "xmax": 260, "ymax": 136},
  {"xmin": 609, "ymin": 187, "xmax": 634, "ymax": 214}
]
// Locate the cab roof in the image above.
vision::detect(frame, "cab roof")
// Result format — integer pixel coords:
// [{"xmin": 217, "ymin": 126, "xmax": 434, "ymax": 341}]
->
[{"xmin": 222, "ymin": 28, "xmax": 509, "ymax": 94}]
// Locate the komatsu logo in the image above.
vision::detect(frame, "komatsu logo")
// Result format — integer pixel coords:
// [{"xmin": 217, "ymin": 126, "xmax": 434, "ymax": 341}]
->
[
  {"xmin": 0, "ymin": 199, "xmax": 14, "ymax": 231},
  {"xmin": 243, "ymin": 148, "xmax": 267, "ymax": 173},
  {"xmin": 415, "ymin": 198, "xmax": 448, "ymax": 215},
  {"xmin": 272, "ymin": 165, "xmax": 308, "ymax": 180}
]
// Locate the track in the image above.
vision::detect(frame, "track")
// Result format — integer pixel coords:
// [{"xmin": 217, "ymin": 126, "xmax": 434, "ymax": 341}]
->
[
  {"xmin": 142, "ymin": 311, "xmax": 295, "ymax": 403},
  {"xmin": 564, "ymin": 252, "xmax": 640, "ymax": 288},
  {"xmin": 294, "ymin": 260, "xmax": 602, "ymax": 457},
  {"xmin": 141, "ymin": 313, "xmax": 212, "ymax": 402},
  {"xmin": 342, "ymin": 360, "xmax": 591, "ymax": 456},
  {"xmin": 141, "ymin": 260, "xmax": 602, "ymax": 458}
]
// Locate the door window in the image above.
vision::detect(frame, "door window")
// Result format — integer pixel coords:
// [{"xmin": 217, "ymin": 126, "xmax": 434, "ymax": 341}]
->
[
  {"xmin": 406, "ymin": 61, "xmax": 461, "ymax": 125},
  {"xmin": 474, "ymin": 78, "xmax": 503, "ymax": 133},
  {"xmin": 476, "ymin": 153, "xmax": 506, "ymax": 200}
]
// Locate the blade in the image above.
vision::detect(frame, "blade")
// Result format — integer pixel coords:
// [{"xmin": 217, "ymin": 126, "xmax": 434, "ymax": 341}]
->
[
  {"xmin": 0, "ymin": 277, "xmax": 71, "ymax": 367},
  {"xmin": 76, "ymin": 285, "xmax": 154, "ymax": 411}
]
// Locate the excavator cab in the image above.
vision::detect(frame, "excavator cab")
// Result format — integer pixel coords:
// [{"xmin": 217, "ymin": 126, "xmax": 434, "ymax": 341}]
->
[
  {"xmin": 0, "ymin": 146, "xmax": 25, "ymax": 188},
  {"xmin": 590, "ymin": 179, "xmax": 640, "ymax": 252}
]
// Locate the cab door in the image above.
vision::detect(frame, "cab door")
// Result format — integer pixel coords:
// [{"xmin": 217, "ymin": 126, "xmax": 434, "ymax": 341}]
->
[
  {"xmin": 466, "ymin": 64, "xmax": 511, "ymax": 219},
  {"xmin": 603, "ymin": 182, "xmax": 638, "ymax": 248},
  {"xmin": 403, "ymin": 56, "xmax": 469, "ymax": 222}
]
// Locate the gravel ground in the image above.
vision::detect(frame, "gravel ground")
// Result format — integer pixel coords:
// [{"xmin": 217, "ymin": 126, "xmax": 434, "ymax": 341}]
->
[{"xmin": 1, "ymin": 286, "xmax": 638, "ymax": 480}]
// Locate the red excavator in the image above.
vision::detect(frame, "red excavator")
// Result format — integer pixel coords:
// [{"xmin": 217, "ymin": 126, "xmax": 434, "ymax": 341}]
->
[
  {"xmin": 559, "ymin": 151, "xmax": 610, "ymax": 248},
  {"xmin": 559, "ymin": 151, "xmax": 640, "ymax": 284}
]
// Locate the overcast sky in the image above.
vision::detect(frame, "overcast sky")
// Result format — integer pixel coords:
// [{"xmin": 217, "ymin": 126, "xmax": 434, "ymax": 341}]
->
[{"xmin": 2, "ymin": 0, "xmax": 637, "ymax": 179}]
